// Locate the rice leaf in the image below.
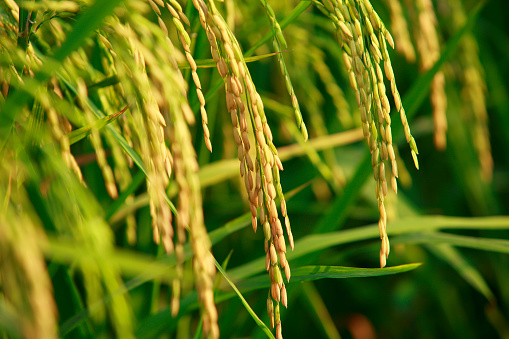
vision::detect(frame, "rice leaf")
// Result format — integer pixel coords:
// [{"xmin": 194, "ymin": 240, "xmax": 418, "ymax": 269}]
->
[
  {"xmin": 68, "ymin": 105, "xmax": 129, "ymax": 145},
  {"xmin": 236, "ymin": 263, "xmax": 422, "ymax": 291},
  {"xmin": 426, "ymin": 244, "xmax": 495, "ymax": 302},
  {"xmin": 214, "ymin": 257, "xmax": 276, "ymax": 339}
]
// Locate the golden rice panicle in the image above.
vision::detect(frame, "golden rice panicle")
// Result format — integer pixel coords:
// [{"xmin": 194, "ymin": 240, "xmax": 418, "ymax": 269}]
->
[
  {"xmin": 45, "ymin": 99, "xmax": 85, "ymax": 182},
  {"xmin": 154, "ymin": 0, "xmax": 213, "ymax": 152},
  {"xmin": 385, "ymin": 0, "xmax": 416, "ymax": 62},
  {"xmin": 316, "ymin": 0, "xmax": 419, "ymax": 267},
  {"xmin": 260, "ymin": 0, "xmax": 308, "ymax": 141},
  {"xmin": 76, "ymin": 79, "xmax": 119, "ymax": 199},
  {"xmin": 107, "ymin": 16, "xmax": 177, "ymax": 254},
  {"xmin": 110, "ymin": 5, "xmax": 219, "ymax": 336},
  {"xmin": 410, "ymin": 0, "xmax": 447, "ymax": 150},
  {"xmin": 191, "ymin": 2, "xmax": 294, "ymax": 336},
  {"xmin": 169, "ymin": 106, "xmax": 219, "ymax": 339}
]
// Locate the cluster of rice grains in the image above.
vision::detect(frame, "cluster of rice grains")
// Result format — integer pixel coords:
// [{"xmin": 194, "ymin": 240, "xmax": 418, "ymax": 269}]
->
[
  {"xmin": 314, "ymin": 0, "xmax": 419, "ymax": 267},
  {"xmin": 191, "ymin": 1, "xmax": 297, "ymax": 337},
  {"xmin": 105, "ymin": 1, "xmax": 218, "ymax": 337}
]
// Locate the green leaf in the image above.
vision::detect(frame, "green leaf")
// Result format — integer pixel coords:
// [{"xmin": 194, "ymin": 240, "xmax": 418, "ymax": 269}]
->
[
  {"xmin": 236, "ymin": 263, "xmax": 422, "ymax": 291},
  {"xmin": 180, "ymin": 51, "xmax": 288, "ymax": 69},
  {"xmin": 41, "ymin": 238, "xmax": 185, "ymax": 284},
  {"xmin": 67, "ymin": 105, "xmax": 129, "ymax": 145},
  {"xmin": 426, "ymin": 244, "xmax": 495, "ymax": 302},
  {"xmin": 228, "ymin": 215, "xmax": 509, "ymax": 281},
  {"xmin": 214, "ymin": 257, "xmax": 276, "ymax": 339}
]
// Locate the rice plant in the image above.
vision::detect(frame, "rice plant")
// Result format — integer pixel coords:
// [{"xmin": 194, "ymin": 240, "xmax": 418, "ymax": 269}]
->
[{"xmin": 1, "ymin": 0, "xmax": 508, "ymax": 338}]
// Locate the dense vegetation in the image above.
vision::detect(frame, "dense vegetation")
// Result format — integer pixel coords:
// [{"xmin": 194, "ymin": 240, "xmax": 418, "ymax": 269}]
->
[{"xmin": 1, "ymin": 0, "xmax": 508, "ymax": 338}]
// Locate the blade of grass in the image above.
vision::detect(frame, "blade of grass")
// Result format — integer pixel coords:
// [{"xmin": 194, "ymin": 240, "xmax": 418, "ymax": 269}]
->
[
  {"xmin": 228, "ymin": 215, "xmax": 509, "ymax": 280},
  {"xmin": 41, "ymin": 238, "xmax": 185, "ymax": 283},
  {"xmin": 67, "ymin": 105, "xmax": 129, "ymax": 145},
  {"xmin": 136, "ymin": 262, "xmax": 421, "ymax": 338},
  {"xmin": 426, "ymin": 243, "xmax": 495, "ymax": 303},
  {"xmin": 213, "ymin": 256, "xmax": 276, "ymax": 339},
  {"xmin": 181, "ymin": 51, "xmax": 288, "ymax": 69},
  {"xmin": 300, "ymin": 283, "xmax": 341, "ymax": 339},
  {"xmin": 236, "ymin": 263, "xmax": 422, "ymax": 291},
  {"xmin": 396, "ymin": 232, "xmax": 509, "ymax": 255}
]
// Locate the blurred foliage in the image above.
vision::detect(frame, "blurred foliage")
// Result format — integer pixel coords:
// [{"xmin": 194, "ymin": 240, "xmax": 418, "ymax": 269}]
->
[{"xmin": 1, "ymin": 0, "xmax": 509, "ymax": 338}]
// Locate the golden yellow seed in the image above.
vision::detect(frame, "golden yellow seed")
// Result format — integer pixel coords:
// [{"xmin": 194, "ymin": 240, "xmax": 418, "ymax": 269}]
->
[
  {"xmin": 267, "ymin": 297, "xmax": 275, "ymax": 329},
  {"xmin": 218, "ymin": 59, "xmax": 228, "ymax": 78},
  {"xmin": 193, "ymin": 72, "xmax": 202, "ymax": 90},
  {"xmin": 276, "ymin": 322, "xmax": 282, "ymax": 339},
  {"xmin": 179, "ymin": 11, "xmax": 190, "ymax": 26},
  {"xmin": 230, "ymin": 109, "xmax": 238, "ymax": 127},
  {"xmin": 149, "ymin": 0, "xmax": 161, "ymax": 15},
  {"xmin": 269, "ymin": 199, "xmax": 278, "ymax": 219},
  {"xmin": 233, "ymin": 127, "xmax": 241, "ymax": 146},
  {"xmin": 263, "ymin": 221, "xmax": 271, "ymax": 240},
  {"xmin": 381, "ymin": 142, "xmax": 388, "ymax": 161},
  {"xmin": 391, "ymin": 175, "xmax": 398, "ymax": 193},
  {"xmin": 339, "ymin": 21, "xmax": 353, "ymax": 39},
  {"xmin": 167, "ymin": 4, "xmax": 179, "ymax": 18},
  {"xmin": 271, "ymin": 282, "xmax": 280, "ymax": 302},
  {"xmin": 250, "ymin": 214, "xmax": 258, "ymax": 233},
  {"xmin": 237, "ymin": 145, "xmax": 244, "ymax": 161},
  {"xmin": 279, "ymin": 252, "xmax": 287, "ymax": 268},
  {"xmin": 411, "ymin": 150, "xmax": 419, "ymax": 170},
  {"xmin": 284, "ymin": 262, "xmax": 291, "ymax": 282},
  {"xmin": 246, "ymin": 153, "xmax": 254, "ymax": 171},
  {"xmin": 380, "ymin": 249, "xmax": 387, "ymax": 268},
  {"xmin": 281, "ymin": 285, "xmax": 288, "ymax": 308},
  {"xmin": 278, "ymin": 235, "xmax": 286, "ymax": 253}
]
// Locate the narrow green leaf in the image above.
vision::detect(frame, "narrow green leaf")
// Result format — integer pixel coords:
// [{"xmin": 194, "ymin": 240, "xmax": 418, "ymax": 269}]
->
[
  {"xmin": 396, "ymin": 232, "xmax": 509, "ymax": 255},
  {"xmin": 41, "ymin": 238, "xmax": 184, "ymax": 283},
  {"xmin": 180, "ymin": 51, "xmax": 288, "ymax": 69},
  {"xmin": 228, "ymin": 215, "xmax": 509, "ymax": 281},
  {"xmin": 236, "ymin": 264, "xmax": 422, "ymax": 291},
  {"xmin": 68, "ymin": 105, "xmax": 129, "ymax": 145},
  {"xmin": 427, "ymin": 244, "xmax": 495, "ymax": 302},
  {"xmin": 300, "ymin": 283, "xmax": 341, "ymax": 339},
  {"xmin": 214, "ymin": 257, "xmax": 276, "ymax": 339}
]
